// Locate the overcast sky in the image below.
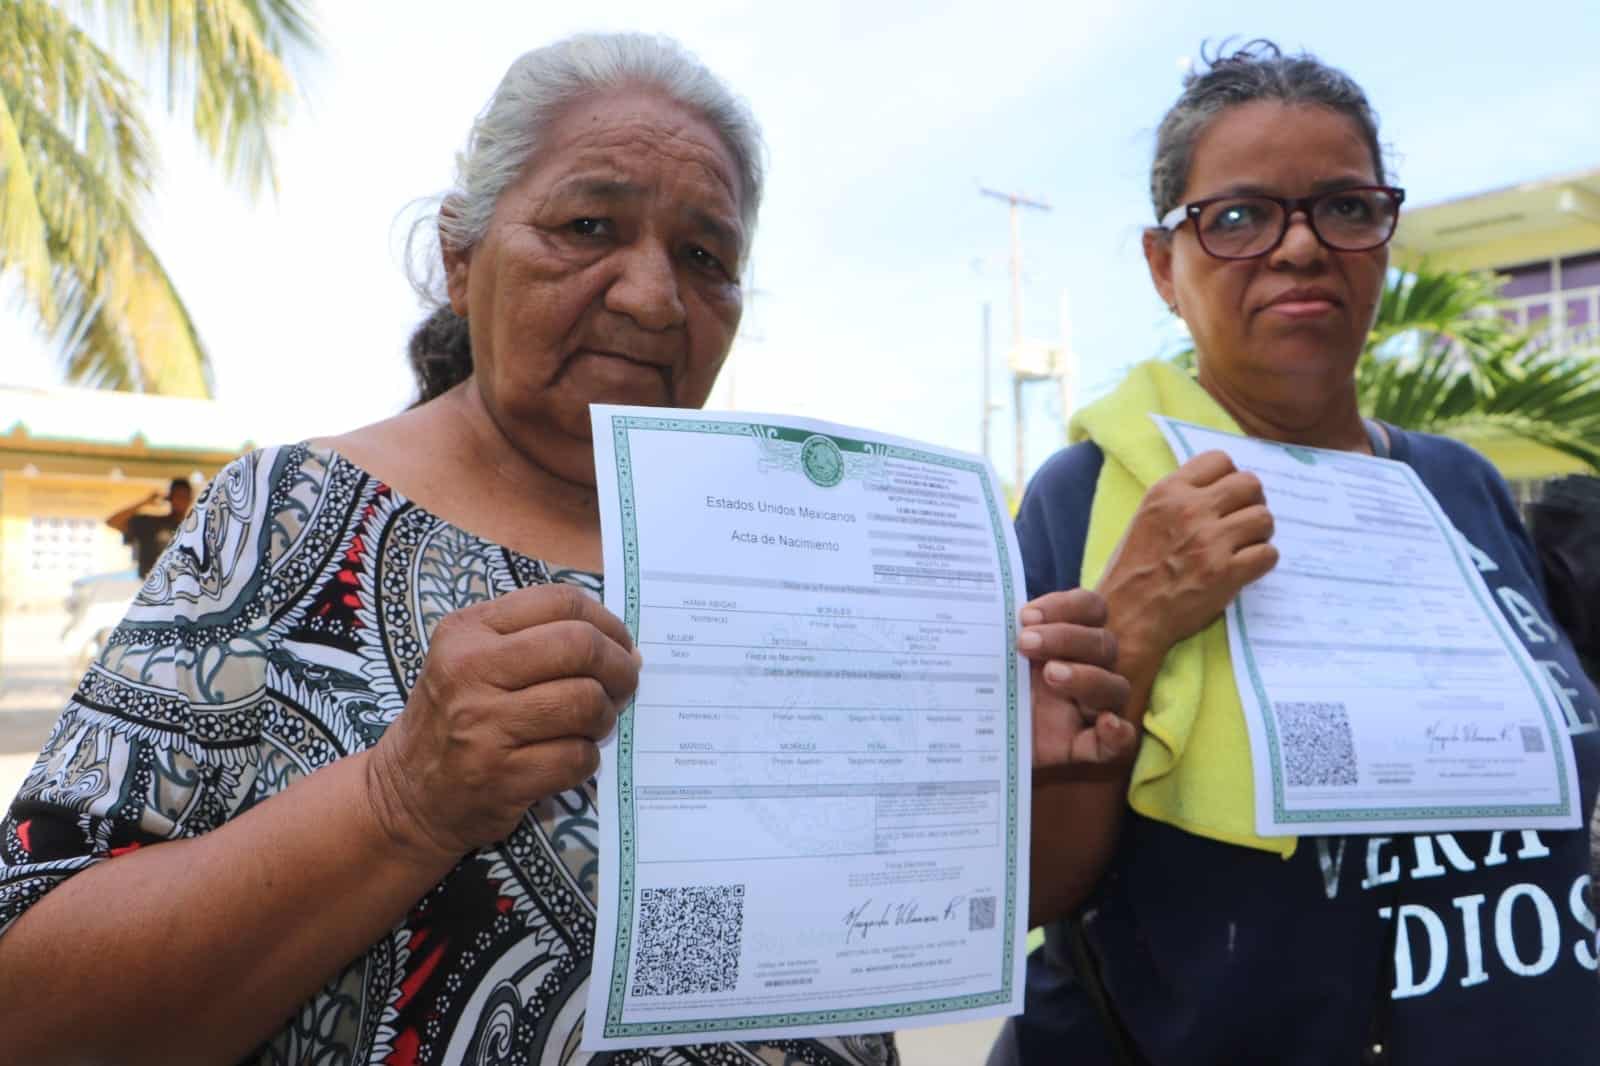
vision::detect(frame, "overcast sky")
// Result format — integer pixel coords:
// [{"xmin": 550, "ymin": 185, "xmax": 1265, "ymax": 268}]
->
[{"xmin": 5, "ymin": 0, "xmax": 1598, "ymax": 485}]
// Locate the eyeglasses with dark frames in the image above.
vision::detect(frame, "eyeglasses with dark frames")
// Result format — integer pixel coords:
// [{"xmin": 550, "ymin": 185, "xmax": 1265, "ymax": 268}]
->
[{"xmin": 1159, "ymin": 185, "xmax": 1406, "ymax": 260}]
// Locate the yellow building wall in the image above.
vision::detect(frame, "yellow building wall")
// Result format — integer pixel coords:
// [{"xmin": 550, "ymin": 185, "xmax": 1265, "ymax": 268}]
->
[
  {"xmin": 0, "ymin": 471, "xmax": 167, "ymax": 612},
  {"xmin": 1462, "ymin": 433, "xmax": 1590, "ymax": 482},
  {"xmin": 1394, "ymin": 222, "xmax": 1600, "ymax": 274},
  {"xmin": 0, "ymin": 434, "xmax": 241, "ymax": 622}
]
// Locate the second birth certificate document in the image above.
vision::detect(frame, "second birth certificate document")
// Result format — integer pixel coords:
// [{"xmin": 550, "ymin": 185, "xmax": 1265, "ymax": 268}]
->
[
  {"xmin": 583, "ymin": 407, "xmax": 1031, "ymax": 1050},
  {"xmin": 1153, "ymin": 416, "xmax": 1581, "ymax": 839}
]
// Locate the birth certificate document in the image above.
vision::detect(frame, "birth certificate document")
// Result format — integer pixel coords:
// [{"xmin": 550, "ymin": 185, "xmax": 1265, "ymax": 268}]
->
[
  {"xmin": 582, "ymin": 407, "xmax": 1031, "ymax": 1050},
  {"xmin": 1154, "ymin": 416, "xmax": 1580, "ymax": 839}
]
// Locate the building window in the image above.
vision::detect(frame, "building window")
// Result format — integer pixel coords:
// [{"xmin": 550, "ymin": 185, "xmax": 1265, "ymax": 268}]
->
[
  {"xmin": 1494, "ymin": 254, "xmax": 1600, "ymax": 343},
  {"xmin": 1498, "ymin": 260, "xmax": 1553, "ymax": 298},
  {"xmin": 1559, "ymin": 253, "xmax": 1600, "ymax": 345},
  {"xmin": 1560, "ymin": 251, "xmax": 1600, "ymax": 290},
  {"xmin": 28, "ymin": 516, "xmax": 100, "ymax": 575}
]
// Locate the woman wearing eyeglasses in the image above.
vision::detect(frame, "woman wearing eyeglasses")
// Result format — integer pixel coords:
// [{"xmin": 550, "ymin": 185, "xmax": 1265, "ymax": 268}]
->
[{"xmin": 998, "ymin": 40, "xmax": 1600, "ymax": 1066}]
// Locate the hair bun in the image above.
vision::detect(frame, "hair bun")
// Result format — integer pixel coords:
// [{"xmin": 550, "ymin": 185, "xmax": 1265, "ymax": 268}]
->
[{"xmin": 406, "ymin": 305, "xmax": 473, "ymax": 406}]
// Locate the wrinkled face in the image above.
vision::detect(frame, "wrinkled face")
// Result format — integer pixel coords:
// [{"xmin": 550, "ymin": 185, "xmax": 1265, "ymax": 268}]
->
[
  {"xmin": 444, "ymin": 88, "xmax": 746, "ymax": 485},
  {"xmin": 1145, "ymin": 101, "xmax": 1388, "ymax": 397}
]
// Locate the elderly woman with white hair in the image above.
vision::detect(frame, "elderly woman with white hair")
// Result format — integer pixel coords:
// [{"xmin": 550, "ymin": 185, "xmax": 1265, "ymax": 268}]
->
[{"xmin": 0, "ymin": 32, "xmax": 1126, "ymax": 1066}]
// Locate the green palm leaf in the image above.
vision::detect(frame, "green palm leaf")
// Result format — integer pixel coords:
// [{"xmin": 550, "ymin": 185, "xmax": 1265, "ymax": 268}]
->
[
  {"xmin": 1367, "ymin": 262, "xmax": 1505, "ymax": 351},
  {"xmin": 0, "ymin": 84, "xmax": 51, "ymax": 319},
  {"xmin": 1361, "ymin": 265, "xmax": 1600, "ymax": 474},
  {"xmin": 1423, "ymin": 411, "xmax": 1600, "ymax": 473},
  {"xmin": 0, "ymin": 0, "xmax": 318, "ymax": 396},
  {"xmin": 89, "ymin": 0, "xmax": 317, "ymax": 195},
  {"xmin": 7, "ymin": 64, "xmax": 208, "ymax": 394},
  {"xmin": 2, "ymin": 0, "xmax": 156, "ymax": 322}
]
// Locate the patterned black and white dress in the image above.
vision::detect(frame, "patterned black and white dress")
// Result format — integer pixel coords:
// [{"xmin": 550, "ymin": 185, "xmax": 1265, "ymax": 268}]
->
[{"xmin": 0, "ymin": 444, "xmax": 898, "ymax": 1066}]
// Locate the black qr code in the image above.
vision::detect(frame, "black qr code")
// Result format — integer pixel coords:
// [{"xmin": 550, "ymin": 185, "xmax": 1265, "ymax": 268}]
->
[
  {"xmin": 1521, "ymin": 726, "xmax": 1546, "ymax": 753},
  {"xmin": 631, "ymin": 884, "xmax": 745, "ymax": 997},
  {"xmin": 1276, "ymin": 701, "xmax": 1358, "ymax": 787},
  {"xmin": 969, "ymin": 895, "xmax": 997, "ymax": 932}
]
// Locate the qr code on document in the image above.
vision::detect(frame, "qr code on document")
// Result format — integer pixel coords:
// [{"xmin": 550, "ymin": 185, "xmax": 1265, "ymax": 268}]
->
[
  {"xmin": 969, "ymin": 895, "xmax": 997, "ymax": 932},
  {"xmin": 631, "ymin": 884, "xmax": 746, "ymax": 997},
  {"xmin": 1276, "ymin": 701, "xmax": 1358, "ymax": 787}
]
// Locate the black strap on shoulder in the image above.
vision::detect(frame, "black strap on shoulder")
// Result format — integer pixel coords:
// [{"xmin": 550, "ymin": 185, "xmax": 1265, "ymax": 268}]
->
[
  {"xmin": 1063, "ymin": 918, "xmax": 1148, "ymax": 1066},
  {"xmin": 1364, "ymin": 418, "xmax": 1391, "ymax": 460}
]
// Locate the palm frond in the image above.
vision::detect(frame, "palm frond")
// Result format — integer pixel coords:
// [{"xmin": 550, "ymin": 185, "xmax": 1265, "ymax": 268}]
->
[
  {"xmin": 8, "ymin": 77, "xmax": 211, "ymax": 395},
  {"xmin": 50, "ymin": 222, "xmax": 212, "ymax": 396},
  {"xmin": 86, "ymin": 0, "xmax": 320, "ymax": 196},
  {"xmin": 1, "ymin": 0, "xmax": 157, "ymax": 325},
  {"xmin": 1359, "ymin": 340, "xmax": 1477, "ymax": 427},
  {"xmin": 1473, "ymin": 342, "xmax": 1600, "ymax": 424},
  {"xmin": 1423, "ymin": 411, "xmax": 1600, "ymax": 473},
  {"xmin": 0, "ymin": 0, "xmax": 155, "ymax": 202},
  {"xmin": 1368, "ymin": 262, "xmax": 1509, "ymax": 353},
  {"xmin": 0, "ymin": 85, "xmax": 52, "ymax": 320},
  {"xmin": 0, "ymin": 1, "xmax": 317, "ymax": 396},
  {"xmin": 1365, "ymin": 323, "xmax": 1600, "ymax": 473}
]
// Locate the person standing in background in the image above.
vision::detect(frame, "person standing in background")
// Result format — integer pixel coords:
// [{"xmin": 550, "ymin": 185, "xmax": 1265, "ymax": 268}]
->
[{"xmin": 104, "ymin": 477, "xmax": 194, "ymax": 577}]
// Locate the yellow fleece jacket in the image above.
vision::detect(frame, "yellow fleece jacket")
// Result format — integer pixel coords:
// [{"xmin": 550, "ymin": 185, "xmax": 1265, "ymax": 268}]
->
[{"xmin": 1069, "ymin": 359, "xmax": 1295, "ymax": 857}]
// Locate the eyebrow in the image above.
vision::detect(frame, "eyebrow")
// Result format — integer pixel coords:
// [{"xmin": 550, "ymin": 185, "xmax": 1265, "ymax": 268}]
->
[
  {"xmin": 1205, "ymin": 176, "xmax": 1378, "ymax": 198},
  {"xmin": 553, "ymin": 176, "xmax": 645, "ymax": 203}
]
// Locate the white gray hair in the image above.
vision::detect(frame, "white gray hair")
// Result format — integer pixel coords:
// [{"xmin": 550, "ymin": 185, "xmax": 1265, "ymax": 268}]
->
[
  {"xmin": 407, "ymin": 32, "xmax": 765, "ymax": 304},
  {"xmin": 1150, "ymin": 39, "xmax": 1386, "ymax": 223}
]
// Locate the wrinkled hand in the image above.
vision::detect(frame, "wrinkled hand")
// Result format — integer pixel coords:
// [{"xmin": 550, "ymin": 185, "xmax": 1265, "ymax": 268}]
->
[
  {"xmin": 1099, "ymin": 450, "xmax": 1278, "ymax": 669},
  {"xmin": 367, "ymin": 584, "xmax": 640, "ymax": 864},
  {"xmin": 1020, "ymin": 588, "xmax": 1134, "ymax": 773}
]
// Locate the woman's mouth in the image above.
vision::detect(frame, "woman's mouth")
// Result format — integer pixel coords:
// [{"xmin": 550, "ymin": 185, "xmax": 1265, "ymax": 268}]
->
[
  {"xmin": 1267, "ymin": 300, "xmax": 1338, "ymax": 318},
  {"xmin": 569, "ymin": 348, "xmax": 673, "ymax": 394},
  {"xmin": 1260, "ymin": 288, "xmax": 1342, "ymax": 319}
]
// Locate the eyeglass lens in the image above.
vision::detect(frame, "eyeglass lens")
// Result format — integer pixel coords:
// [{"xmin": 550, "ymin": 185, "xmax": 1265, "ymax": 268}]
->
[{"xmin": 1196, "ymin": 189, "xmax": 1400, "ymax": 258}]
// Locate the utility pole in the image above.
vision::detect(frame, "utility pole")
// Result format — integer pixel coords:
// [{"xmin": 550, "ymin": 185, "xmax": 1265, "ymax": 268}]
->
[
  {"xmin": 980, "ymin": 187, "xmax": 1051, "ymax": 493},
  {"xmin": 1056, "ymin": 286, "xmax": 1078, "ymax": 436},
  {"xmin": 980, "ymin": 302, "xmax": 992, "ymax": 463}
]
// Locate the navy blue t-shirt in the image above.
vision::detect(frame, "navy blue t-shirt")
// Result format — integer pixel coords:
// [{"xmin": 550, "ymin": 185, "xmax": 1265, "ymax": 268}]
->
[{"xmin": 1006, "ymin": 427, "xmax": 1600, "ymax": 1066}]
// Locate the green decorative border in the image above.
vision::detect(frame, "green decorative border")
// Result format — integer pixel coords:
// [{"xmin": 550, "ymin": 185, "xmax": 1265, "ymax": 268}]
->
[
  {"xmin": 1165, "ymin": 421, "xmax": 1572, "ymax": 825},
  {"xmin": 603, "ymin": 415, "xmax": 1021, "ymax": 1038}
]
